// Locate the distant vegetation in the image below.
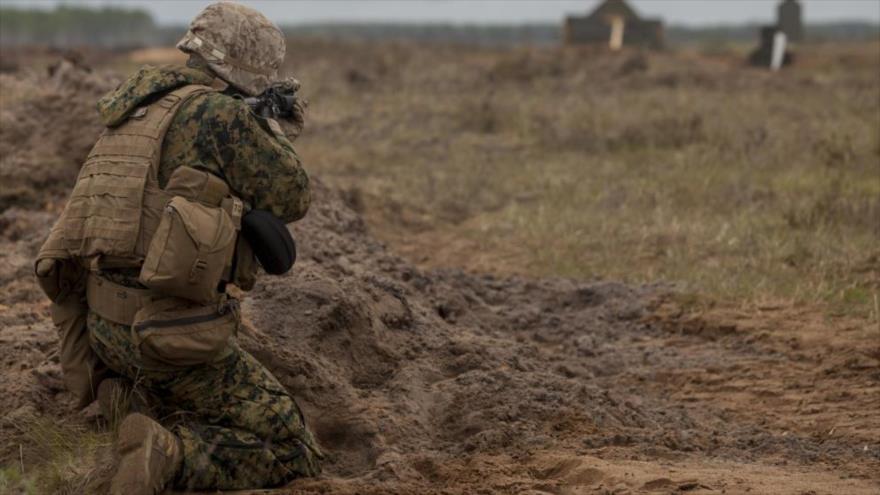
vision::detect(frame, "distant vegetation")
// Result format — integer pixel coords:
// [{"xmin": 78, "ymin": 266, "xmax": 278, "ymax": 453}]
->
[
  {"xmin": 0, "ymin": 5, "xmax": 171, "ymax": 47},
  {"xmin": 0, "ymin": 5, "xmax": 878, "ymax": 48},
  {"xmin": 286, "ymin": 23, "xmax": 560, "ymax": 46},
  {"xmin": 286, "ymin": 22, "xmax": 880, "ymax": 45},
  {"xmin": 667, "ymin": 22, "xmax": 880, "ymax": 44}
]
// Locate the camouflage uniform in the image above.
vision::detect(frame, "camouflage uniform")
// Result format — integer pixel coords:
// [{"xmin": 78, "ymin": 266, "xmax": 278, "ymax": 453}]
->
[
  {"xmin": 88, "ymin": 65, "xmax": 322, "ymax": 491},
  {"xmin": 96, "ymin": 65, "xmax": 310, "ymax": 221}
]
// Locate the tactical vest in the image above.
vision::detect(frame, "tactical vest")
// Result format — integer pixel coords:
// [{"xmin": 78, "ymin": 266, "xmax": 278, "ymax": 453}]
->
[
  {"xmin": 63, "ymin": 84, "xmax": 212, "ymax": 263},
  {"xmin": 55, "ymin": 84, "xmax": 258, "ymax": 323}
]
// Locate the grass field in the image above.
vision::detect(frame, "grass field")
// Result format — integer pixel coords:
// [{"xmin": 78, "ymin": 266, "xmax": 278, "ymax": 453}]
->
[{"xmin": 289, "ymin": 40, "xmax": 880, "ymax": 317}]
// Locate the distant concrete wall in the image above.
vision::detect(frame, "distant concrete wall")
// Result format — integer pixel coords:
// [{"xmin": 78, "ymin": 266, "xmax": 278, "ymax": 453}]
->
[
  {"xmin": 564, "ymin": 16, "xmax": 663, "ymax": 49},
  {"xmin": 563, "ymin": 0, "xmax": 664, "ymax": 49},
  {"xmin": 778, "ymin": 0, "xmax": 804, "ymax": 42},
  {"xmin": 624, "ymin": 20, "xmax": 664, "ymax": 48},
  {"xmin": 564, "ymin": 17, "xmax": 611, "ymax": 45},
  {"xmin": 749, "ymin": 26, "xmax": 794, "ymax": 68}
]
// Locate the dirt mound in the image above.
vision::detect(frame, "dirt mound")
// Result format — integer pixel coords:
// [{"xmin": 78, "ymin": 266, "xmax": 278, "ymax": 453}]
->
[
  {"xmin": 0, "ymin": 60, "xmax": 120, "ymax": 211},
  {"xmin": 1, "ymin": 62, "xmax": 878, "ymax": 495},
  {"xmin": 238, "ymin": 182, "xmax": 661, "ymax": 488},
  {"xmin": 238, "ymin": 184, "xmax": 880, "ymax": 493},
  {"xmin": 0, "ymin": 206, "xmax": 70, "ymax": 449}
]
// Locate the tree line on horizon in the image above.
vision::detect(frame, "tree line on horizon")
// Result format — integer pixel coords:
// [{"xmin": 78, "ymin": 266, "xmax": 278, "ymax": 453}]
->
[{"xmin": 1, "ymin": 5, "xmax": 878, "ymax": 48}]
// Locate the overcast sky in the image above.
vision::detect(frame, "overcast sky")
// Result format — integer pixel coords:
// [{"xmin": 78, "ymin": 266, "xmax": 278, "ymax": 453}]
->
[{"xmin": 3, "ymin": 0, "xmax": 879, "ymax": 26}]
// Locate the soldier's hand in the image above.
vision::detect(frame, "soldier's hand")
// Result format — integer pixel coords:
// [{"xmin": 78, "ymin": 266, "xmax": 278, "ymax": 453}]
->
[
  {"xmin": 276, "ymin": 77, "xmax": 306, "ymax": 140},
  {"xmin": 36, "ymin": 258, "xmax": 58, "ymax": 277},
  {"xmin": 284, "ymin": 97, "xmax": 306, "ymax": 141}
]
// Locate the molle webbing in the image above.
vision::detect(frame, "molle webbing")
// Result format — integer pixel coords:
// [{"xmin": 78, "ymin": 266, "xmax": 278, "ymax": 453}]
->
[{"xmin": 62, "ymin": 85, "xmax": 215, "ymax": 263}]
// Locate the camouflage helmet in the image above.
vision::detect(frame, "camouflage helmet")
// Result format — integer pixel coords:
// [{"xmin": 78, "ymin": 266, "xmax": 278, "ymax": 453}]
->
[{"xmin": 177, "ymin": 2, "xmax": 285, "ymax": 96}]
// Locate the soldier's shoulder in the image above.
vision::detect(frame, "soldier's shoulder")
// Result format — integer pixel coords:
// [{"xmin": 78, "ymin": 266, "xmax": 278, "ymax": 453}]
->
[{"xmin": 183, "ymin": 90, "xmax": 253, "ymax": 123}]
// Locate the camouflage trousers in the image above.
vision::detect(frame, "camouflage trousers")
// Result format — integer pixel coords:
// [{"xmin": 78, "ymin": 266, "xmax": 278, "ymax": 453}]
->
[{"xmin": 87, "ymin": 311, "xmax": 323, "ymax": 491}]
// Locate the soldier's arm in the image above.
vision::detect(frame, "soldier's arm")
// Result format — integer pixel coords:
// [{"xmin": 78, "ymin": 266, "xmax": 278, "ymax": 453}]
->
[{"xmin": 200, "ymin": 94, "xmax": 311, "ymax": 223}]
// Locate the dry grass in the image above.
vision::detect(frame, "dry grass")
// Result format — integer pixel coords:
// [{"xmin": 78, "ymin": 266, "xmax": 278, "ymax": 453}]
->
[
  {"xmin": 1, "ymin": 416, "xmax": 114, "ymax": 494},
  {"xmin": 0, "ymin": 378, "xmax": 158, "ymax": 493},
  {"xmin": 286, "ymin": 39, "xmax": 880, "ymax": 317},
  {"xmin": 0, "ymin": 368, "xmax": 163, "ymax": 493},
  {"xmin": 0, "ymin": 382, "xmax": 140, "ymax": 494}
]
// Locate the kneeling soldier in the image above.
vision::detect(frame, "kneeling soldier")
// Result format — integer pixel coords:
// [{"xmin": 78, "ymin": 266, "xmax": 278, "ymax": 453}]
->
[{"xmin": 34, "ymin": 3, "xmax": 323, "ymax": 493}]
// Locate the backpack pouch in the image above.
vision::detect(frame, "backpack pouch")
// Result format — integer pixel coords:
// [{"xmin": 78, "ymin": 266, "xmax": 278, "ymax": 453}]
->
[
  {"xmin": 139, "ymin": 196, "xmax": 237, "ymax": 304},
  {"xmin": 131, "ymin": 297, "xmax": 238, "ymax": 367}
]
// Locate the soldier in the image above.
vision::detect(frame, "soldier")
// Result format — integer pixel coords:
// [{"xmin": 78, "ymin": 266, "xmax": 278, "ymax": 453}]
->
[{"xmin": 33, "ymin": 3, "xmax": 323, "ymax": 494}]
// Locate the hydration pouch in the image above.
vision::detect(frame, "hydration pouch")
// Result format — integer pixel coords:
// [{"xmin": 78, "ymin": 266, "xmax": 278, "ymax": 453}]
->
[{"xmin": 131, "ymin": 297, "xmax": 238, "ymax": 367}]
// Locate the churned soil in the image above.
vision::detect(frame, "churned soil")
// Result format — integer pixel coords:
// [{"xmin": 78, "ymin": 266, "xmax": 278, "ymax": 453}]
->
[{"xmin": 0, "ymin": 61, "xmax": 877, "ymax": 495}]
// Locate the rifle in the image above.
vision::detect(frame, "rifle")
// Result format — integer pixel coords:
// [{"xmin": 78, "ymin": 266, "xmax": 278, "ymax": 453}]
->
[{"xmin": 243, "ymin": 78, "xmax": 303, "ymax": 120}]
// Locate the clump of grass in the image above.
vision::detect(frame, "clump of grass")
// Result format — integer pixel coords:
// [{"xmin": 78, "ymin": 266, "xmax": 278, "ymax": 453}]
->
[
  {"xmin": 2, "ymin": 416, "xmax": 115, "ymax": 495},
  {"xmin": 0, "ymin": 464, "xmax": 38, "ymax": 495}
]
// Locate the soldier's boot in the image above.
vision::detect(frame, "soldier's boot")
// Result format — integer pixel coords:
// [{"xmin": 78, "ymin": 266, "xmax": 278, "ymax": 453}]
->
[
  {"xmin": 110, "ymin": 413, "xmax": 183, "ymax": 495},
  {"xmin": 97, "ymin": 378, "xmax": 151, "ymax": 422}
]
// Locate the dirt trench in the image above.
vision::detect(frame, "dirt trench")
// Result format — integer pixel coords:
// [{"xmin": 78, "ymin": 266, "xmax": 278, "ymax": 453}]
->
[{"xmin": 0, "ymin": 66, "xmax": 878, "ymax": 495}]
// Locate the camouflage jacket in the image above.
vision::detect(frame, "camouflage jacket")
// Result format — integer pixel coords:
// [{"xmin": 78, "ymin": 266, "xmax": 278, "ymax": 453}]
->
[{"xmin": 96, "ymin": 65, "xmax": 310, "ymax": 223}]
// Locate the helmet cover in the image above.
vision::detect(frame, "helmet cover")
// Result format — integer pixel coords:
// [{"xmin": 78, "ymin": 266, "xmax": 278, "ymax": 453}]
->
[{"xmin": 177, "ymin": 2, "xmax": 285, "ymax": 95}]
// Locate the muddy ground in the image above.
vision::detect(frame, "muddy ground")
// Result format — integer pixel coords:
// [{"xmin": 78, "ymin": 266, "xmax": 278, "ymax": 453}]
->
[{"xmin": 0, "ymin": 53, "xmax": 878, "ymax": 495}]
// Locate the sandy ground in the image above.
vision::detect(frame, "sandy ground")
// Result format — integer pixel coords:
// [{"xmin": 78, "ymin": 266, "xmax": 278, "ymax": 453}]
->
[{"xmin": 0, "ymin": 54, "xmax": 878, "ymax": 495}]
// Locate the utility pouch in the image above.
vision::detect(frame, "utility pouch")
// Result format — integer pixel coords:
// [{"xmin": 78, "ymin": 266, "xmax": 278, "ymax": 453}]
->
[
  {"xmin": 138, "ymin": 196, "xmax": 237, "ymax": 304},
  {"xmin": 131, "ymin": 297, "xmax": 239, "ymax": 367}
]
